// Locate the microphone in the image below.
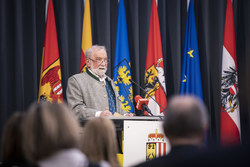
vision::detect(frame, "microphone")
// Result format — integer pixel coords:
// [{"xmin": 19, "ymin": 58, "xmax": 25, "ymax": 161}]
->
[
  {"xmin": 134, "ymin": 95, "xmax": 149, "ymax": 110},
  {"xmin": 134, "ymin": 95, "xmax": 153, "ymax": 116}
]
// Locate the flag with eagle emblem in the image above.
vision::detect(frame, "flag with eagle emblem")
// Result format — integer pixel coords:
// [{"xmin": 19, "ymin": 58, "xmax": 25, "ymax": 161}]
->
[{"xmin": 220, "ymin": 0, "xmax": 241, "ymax": 146}]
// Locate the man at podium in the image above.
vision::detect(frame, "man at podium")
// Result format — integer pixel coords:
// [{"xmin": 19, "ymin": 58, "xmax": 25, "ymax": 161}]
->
[{"xmin": 67, "ymin": 45, "xmax": 132, "ymax": 119}]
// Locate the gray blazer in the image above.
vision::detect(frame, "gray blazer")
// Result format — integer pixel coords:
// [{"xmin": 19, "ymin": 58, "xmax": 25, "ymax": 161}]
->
[{"xmin": 66, "ymin": 69, "xmax": 125, "ymax": 119}]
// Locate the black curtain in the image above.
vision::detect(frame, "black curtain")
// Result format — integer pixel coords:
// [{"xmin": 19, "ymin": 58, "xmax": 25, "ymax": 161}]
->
[
  {"xmin": 0, "ymin": 0, "xmax": 45, "ymax": 154},
  {"xmin": 237, "ymin": 0, "xmax": 250, "ymax": 144},
  {"xmin": 1, "ymin": 0, "xmax": 250, "ymax": 155}
]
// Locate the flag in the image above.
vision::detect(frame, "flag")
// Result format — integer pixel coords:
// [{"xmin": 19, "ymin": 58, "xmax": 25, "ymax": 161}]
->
[
  {"xmin": 80, "ymin": 0, "xmax": 92, "ymax": 72},
  {"xmin": 113, "ymin": 0, "xmax": 134, "ymax": 114},
  {"xmin": 220, "ymin": 0, "xmax": 241, "ymax": 146},
  {"xmin": 38, "ymin": 0, "xmax": 63, "ymax": 103},
  {"xmin": 144, "ymin": 0, "xmax": 167, "ymax": 115},
  {"xmin": 180, "ymin": 0, "xmax": 203, "ymax": 99}
]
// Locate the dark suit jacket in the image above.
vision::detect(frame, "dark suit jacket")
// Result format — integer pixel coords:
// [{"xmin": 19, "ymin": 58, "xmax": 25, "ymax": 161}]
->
[
  {"xmin": 135, "ymin": 145, "xmax": 202, "ymax": 167},
  {"xmin": 181, "ymin": 144, "xmax": 250, "ymax": 167},
  {"xmin": 136, "ymin": 144, "xmax": 250, "ymax": 167}
]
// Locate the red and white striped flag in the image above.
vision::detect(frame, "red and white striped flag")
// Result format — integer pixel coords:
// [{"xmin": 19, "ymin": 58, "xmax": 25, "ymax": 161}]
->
[{"xmin": 220, "ymin": 0, "xmax": 241, "ymax": 146}]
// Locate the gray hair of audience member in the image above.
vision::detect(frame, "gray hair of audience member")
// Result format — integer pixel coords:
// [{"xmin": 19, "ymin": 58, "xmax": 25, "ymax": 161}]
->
[
  {"xmin": 22, "ymin": 102, "xmax": 81, "ymax": 164},
  {"xmin": 81, "ymin": 117, "xmax": 119, "ymax": 167},
  {"xmin": 85, "ymin": 45, "xmax": 107, "ymax": 59},
  {"xmin": 1, "ymin": 112, "xmax": 25, "ymax": 161},
  {"xmin": 163, "ymin": 95, "xmax": 208, "ymax": 139}
]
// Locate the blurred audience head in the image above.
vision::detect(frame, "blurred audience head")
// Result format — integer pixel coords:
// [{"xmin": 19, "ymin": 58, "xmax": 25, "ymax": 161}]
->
[
  {"xmin": 163, "ymin": 95, "xmax": 208, "ymax": 146},
  {"xmin": 81, "ymin": 117, "xmax": 119, "ymax": 167},
  {"xmin": 1, "ymin": 112, "xmax": 25, "ymax": 162},
  {"xmin": 22, "ymin": 102, "xmax": 81, "ymax": 164}
]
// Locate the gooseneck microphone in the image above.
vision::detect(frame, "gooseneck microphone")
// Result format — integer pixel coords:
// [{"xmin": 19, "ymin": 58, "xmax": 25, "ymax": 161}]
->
[{"xmin": 134, "ymin": 95, "xmax": 153, "ymax": 116}]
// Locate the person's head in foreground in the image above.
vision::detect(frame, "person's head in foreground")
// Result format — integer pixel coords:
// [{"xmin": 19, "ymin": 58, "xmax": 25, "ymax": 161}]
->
[
  {"xmin": 22, "ymin": 102, "xmax": 87, "ymax": 167},
  {"xmin": 1, "ymin": 112, "xmax": 26, "ymax": 164},
  {"xmin": 81, "ymin": 117, "xmax": 119, "ymax": 167},
  {"xmin": 163, "ymin": 95, "xmax": 208, "ymax": 147}
]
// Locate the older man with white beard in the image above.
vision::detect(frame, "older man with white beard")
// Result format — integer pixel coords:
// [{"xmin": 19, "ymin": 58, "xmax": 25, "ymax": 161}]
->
[{"xmin": 67, "ymin": 45, "xmax": 130, "ymax": 119}]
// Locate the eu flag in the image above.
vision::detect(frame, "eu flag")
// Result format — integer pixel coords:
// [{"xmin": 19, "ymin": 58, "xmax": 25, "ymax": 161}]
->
[
  {"xmin": 180, "ymin": 0, "xmax": 203, "ymax": 99},
  {"xmin": 113, "ymin": 0, "xmax": 134, "ymax": 113}
]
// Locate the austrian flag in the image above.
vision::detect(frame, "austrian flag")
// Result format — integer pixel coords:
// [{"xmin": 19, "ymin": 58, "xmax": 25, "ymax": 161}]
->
[{"xmin": 220, "ymin": 0, "xmax": 241, "ymax": 146}]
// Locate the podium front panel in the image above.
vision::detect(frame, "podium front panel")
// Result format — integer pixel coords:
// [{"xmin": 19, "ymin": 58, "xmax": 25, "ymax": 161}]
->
[{"xmin": 123, "ymin": 120, "xmax": 170, "ymax": 167}]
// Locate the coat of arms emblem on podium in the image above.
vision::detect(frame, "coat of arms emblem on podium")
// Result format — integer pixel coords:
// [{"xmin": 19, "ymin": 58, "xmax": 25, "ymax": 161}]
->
[{"xmin": 146, "ymin": 129, "xmax": 167, "ymax": 161}]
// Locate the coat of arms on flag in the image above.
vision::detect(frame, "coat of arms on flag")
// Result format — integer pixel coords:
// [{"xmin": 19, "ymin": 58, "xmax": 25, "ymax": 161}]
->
[
  {"xmin": 114, "ymin": 59, "xmax": 134, "ymax": 113},
  {"xmin": 145, "ymin": 58, "xmax": 166, "ymax": 100},
  {"xmin": 144, "ymin": 0, "xmax": 167, "ymax": 115},
  {"xmin": 146, "ymin": 129, "xmax": 167, "ymax": 161},
  {"xmin": 221, "ymin": 67, "xmax": 239, "ymax": 113},
  {"xmin": 220, "ymin": 0, "xmax": 240, "ymax": 146},
  {"xmin": 38, "ymin": 0, "xmax": 63, "ymax": 103},
  {"xmin": 113, "ymin": 0, "xmax": 134, "ymax": 114},
  {"xmin": 39, "ymin": 62, "xmax": 63, "ymax": 102}
]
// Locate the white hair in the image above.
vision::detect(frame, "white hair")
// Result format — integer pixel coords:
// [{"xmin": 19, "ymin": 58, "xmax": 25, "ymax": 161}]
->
[{"xmin": 85, "ymin": 45, "xmax": 107, "ymax": 59}]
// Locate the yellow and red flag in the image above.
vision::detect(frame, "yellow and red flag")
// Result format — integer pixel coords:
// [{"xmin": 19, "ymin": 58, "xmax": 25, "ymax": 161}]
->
[
  {"xmin": 144, "ymin": 0, "xmax": 167, "ymax": 115},
  {"xmin": 80, "ymin": 0, "xmax": 92, "ymax": 72},
  {"xmin": 38, "ymin": 0, "xmax": 63, "ymax": 103}
]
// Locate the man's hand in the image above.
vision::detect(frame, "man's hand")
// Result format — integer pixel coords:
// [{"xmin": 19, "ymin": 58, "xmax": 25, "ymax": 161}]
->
[
  {"xmin": 124, "ymin": 113, "xmax": 134, "ymax": 117},
  {"xmin": 100, "ymin": 110, "xmax": 112, "ymax": 117}
]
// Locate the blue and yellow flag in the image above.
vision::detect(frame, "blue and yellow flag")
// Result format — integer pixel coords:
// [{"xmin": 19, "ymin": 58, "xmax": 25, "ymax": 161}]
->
[
  {"xmin": 113, "ymin": 0, "xmax": 134, "ymax": 113},
  {"xmin": 180, "ymin": 0, "xmax": 203, "ymax": 99}
]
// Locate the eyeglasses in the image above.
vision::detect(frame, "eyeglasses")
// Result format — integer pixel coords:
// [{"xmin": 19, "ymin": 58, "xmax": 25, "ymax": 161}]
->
[{"xmin": 88, "ymin": 58, "xmax": 110, "ymax": 64}]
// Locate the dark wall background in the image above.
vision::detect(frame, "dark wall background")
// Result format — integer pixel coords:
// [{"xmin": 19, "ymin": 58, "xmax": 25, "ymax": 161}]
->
[{"xmin": 1, "ymin": 0, "xmax": 250, "ymax": 155}]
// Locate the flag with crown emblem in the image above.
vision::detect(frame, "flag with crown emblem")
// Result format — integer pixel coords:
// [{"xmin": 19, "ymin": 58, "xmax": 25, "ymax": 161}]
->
[
  {"xmin": 38, "ymin": 0, "xmax": 63, "ymax": 103},
  {"xmin": 144, "ymin": 0, "xmax": 167, "ymax": 116},
  {"xmin": 180, "ymin": 0, "xmax": 203, "ymax": 99}
]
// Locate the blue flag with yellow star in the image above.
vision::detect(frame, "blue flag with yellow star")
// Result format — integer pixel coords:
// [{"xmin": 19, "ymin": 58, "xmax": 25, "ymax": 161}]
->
[
  {"xmin": 180, "ymin": 0, "xmax": 203, "ymax": 99},
  {"xmin": 113, "ymin": 0, "xmax": 134, "ymax": 113}
]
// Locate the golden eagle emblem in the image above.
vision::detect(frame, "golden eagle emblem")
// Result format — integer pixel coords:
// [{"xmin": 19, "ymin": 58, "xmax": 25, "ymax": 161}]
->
[{"xmin": 117, "ymin": 66, "xmax": 131, "ymax": 85}]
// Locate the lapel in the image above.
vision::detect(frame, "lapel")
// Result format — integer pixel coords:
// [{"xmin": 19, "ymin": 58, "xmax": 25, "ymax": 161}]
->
[
  {"xmin": 86, "ymin": 68, "xmax": 100, "ymax": 82},
  {"xmin": 86, "ymin": 68, "xmax": 118, "ymax": 99}
]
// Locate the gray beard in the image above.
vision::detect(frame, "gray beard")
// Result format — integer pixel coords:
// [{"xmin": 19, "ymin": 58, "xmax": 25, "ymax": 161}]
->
[{"xmin": 90, "ymin": 64, "xmax": 107, "ymax": 78}]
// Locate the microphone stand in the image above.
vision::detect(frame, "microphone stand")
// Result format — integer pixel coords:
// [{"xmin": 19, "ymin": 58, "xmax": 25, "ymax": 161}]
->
[
  {"xmin": 129, "ymin": 79, "xmax": 166, "ymax": 111},
  {"xmin": 142, "ymin": 105, "xmax": 153, "ymax": 116}
]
